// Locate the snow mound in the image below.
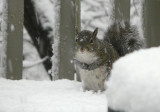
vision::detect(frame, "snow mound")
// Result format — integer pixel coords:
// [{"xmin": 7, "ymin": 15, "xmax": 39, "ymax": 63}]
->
[
  {"xmin": 0, "ymin": 79, "xmax": 107, "ymax": 112},
  {"xmin": 107, "ymin": 47, "xmax": 160, "ymax": 112}
]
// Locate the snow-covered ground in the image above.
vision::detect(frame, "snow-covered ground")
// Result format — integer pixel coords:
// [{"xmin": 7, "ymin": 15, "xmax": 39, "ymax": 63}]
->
[
  {"xmin": 0, "ymin": 78, "xmax": 107, "ymax": 112},
  {"xmin": 107, "ymin": 46, "xmax": 160, "ymax": 112}
]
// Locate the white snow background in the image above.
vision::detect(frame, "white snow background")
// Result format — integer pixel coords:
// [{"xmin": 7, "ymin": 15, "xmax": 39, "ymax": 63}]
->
[
  {"xmin": 0, "ymin": 79, "xmax": 107, "ymax": 112},
  {"xmin": 107, "ymin": 46, "xmax": 160, "ymax": 112}
]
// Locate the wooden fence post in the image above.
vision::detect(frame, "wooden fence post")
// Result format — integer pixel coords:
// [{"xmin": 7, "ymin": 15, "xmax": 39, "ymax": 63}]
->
[
  {"xmin": 52, "ymin": 0, "xmax": 80, "ymax": 80},
  {"xmin": 2, "ymin": 0, "xmax": 24, "ymax": 79},
  {"xmin": 143, "ymin": 0, "xmax": 160, "ymax": 47}
]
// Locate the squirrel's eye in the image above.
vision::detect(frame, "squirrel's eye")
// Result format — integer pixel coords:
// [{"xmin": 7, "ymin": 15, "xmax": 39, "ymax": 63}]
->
[{"xmin": 90, "ymin": 39, "xmax": 93, "ymax": 44}]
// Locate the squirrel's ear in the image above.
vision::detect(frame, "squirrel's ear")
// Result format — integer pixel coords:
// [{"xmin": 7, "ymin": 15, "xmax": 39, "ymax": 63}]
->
[
  {"xmin": 75, "ymin": 27, "xmax": 79, "ymax": 35},
  {"xmin": 92, "ymin": 28, "xmax": 98, "ymax": 38}
]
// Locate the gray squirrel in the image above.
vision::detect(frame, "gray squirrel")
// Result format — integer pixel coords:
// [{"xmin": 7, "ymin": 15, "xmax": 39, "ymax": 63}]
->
[{"xmin": 74, "ymin": 21, "xmax": 145, "ymax": 91}]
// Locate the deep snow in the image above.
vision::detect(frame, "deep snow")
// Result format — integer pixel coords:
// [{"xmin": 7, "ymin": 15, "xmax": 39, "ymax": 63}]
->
[
  {"xmin": 107, "ymin": 46, "xmax": 160, "ymax": 112},
  {"xmin": 0, "ymin": 78, "xmax": 107, "ymax": 112}
]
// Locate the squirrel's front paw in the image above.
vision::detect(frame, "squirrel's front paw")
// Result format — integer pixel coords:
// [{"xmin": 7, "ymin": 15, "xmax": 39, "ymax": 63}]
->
[
  {"xmin": 87, "ymin": 64, "xmax": 98, "ymax": 70},
  {"xmin": 81, "ymin": 63, "xmax": 88, "ymax": 69},
  {"xmin": 87, "ymin": 66, "xmax": 94, "ymax": 71},
  {"xmin": 73, "ymin": 59, "xmax": 88, "ymax": 69}
]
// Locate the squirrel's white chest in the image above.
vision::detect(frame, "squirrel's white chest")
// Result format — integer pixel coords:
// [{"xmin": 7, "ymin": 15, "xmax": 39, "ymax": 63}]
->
[
  {"xmin": 75, "ymin": 51, "xmax": 107, "ymax": 91},
  {"xmin": 78, "ymin": 66, "xmax": 107, "ymax": 91},
  {"xmin": 75, "ymin": 51, "xmax": 98, "ymax": 64}
]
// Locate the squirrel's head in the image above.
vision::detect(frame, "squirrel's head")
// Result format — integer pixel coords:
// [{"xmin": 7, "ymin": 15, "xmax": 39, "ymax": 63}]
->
[{"xmin": 75, "ymin": 28, "xmax": 98, "ymax": 53}]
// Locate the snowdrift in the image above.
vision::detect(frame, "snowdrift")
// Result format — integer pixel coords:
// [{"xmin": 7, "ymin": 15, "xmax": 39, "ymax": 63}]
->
[
  {"xmin": 0, "ymin": 79, "xmax": 107, "ymax": 112},
  {"xmin": 107, "ymin": 47, "xmax": 160, "ymax": 112}
]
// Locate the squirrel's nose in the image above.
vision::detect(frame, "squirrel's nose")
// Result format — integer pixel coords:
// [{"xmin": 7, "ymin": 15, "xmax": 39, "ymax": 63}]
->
[{"xmin": 80, "ymin": 47, "xmax": 84, "ymax": 52}]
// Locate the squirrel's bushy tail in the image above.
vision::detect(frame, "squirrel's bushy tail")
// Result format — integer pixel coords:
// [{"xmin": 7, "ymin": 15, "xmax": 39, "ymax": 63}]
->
[{"xmin": 104, "ymin": 21, "xmax": 145, "ymax": 56}]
